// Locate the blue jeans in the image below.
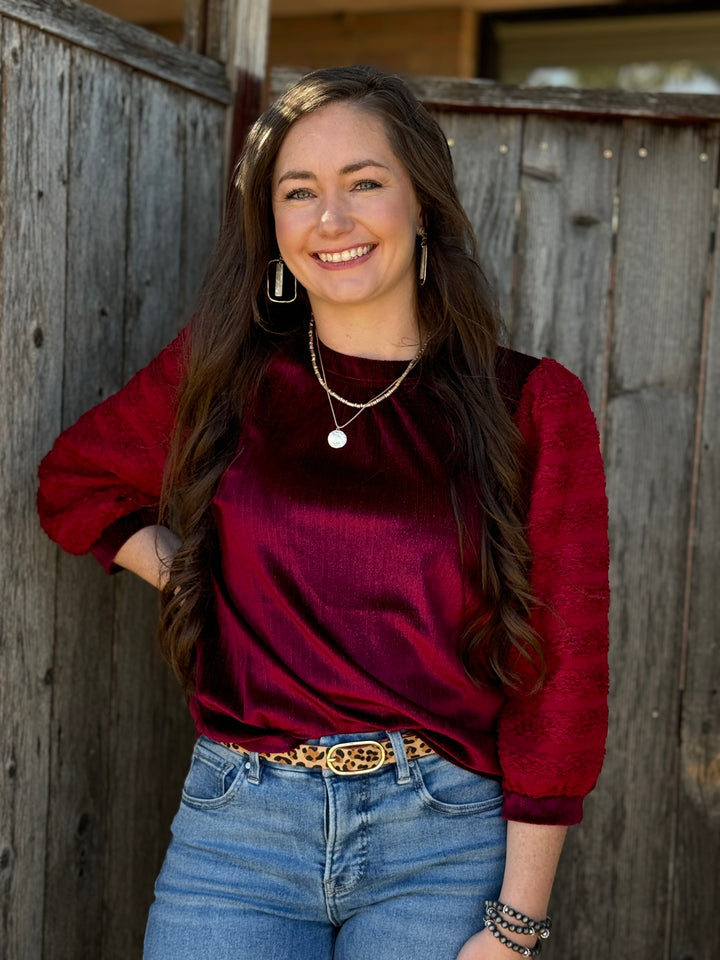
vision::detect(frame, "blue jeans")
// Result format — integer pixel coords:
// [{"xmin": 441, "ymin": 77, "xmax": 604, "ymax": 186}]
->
[{"xmin": 143, "ymin": 731, "xmax": 506, "ymax": 960}]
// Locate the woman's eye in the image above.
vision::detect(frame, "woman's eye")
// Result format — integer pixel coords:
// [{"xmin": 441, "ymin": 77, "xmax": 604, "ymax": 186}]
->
[
  {"xmin": 354, "ymin": 179, "xmax": 382, "ymax": 191},
  {"xmin": 285, "ymin": 187, "xmax": 314, "ymax": 200}
]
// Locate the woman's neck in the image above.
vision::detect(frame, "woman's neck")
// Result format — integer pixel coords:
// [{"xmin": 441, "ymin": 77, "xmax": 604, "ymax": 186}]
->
[{"xmin": 310, "ymin": 304, "xmax": 421, "ymax": 361}]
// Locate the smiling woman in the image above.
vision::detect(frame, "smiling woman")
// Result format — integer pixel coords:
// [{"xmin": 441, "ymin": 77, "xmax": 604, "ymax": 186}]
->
[
  {"xmin": 37, "ymin": 65, "xmax": 609, "ymax": 960},
  {"xmin": 272, "ymin": 103, "xmax": 422, "ymax": 359}
]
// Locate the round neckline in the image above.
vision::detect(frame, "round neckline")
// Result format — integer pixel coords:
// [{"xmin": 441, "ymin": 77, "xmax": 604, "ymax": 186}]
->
[{"xmin": 314, "ymin": 336, "xmax": 423, "ymax": 384}]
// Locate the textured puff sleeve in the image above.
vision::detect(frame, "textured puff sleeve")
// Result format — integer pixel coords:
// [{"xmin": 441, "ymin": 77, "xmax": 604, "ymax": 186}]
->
[
  {"xmin": 37, "ymin": 328, "xmax": 188, "ymax": 571},
  {"xmin": 499, "ymin": 359, "xmax": 610, "ymax": 825}
]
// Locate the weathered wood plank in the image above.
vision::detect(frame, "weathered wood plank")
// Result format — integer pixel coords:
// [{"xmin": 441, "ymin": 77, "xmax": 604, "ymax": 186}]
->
[
  {"xmin": 510, "ymin": 115, "xmax": 620, "ymax": 413},
  {"xmin": 43, "ymin": 49, "xmax": 132, "ymax": 960},
  {"xmin": 103, "ymin": 582, "xmax": 189, "ymax": 960},
  {"xmin": 0, "ymin": 0, "xmax": 231, "ymax": 104},
  {"xmin": 181, "ymin": 95, "xmax": 224, "ymax": 319},
  {"xmin": 101, "ymin": 74, "xmax": 193, "ymax": 960},
  {"xmin": 612, "ymin": 126, "xmax": 715, "ymax": 392},
  {"xmin": 509, "ymin": 115, "xmax": 619, "ymax": 958},
  {"xmin": 0, "ymin": 19, "xmax": 69, "ymax": 960},
  {"xmin": 673, "ymin": 138, "xmax": 720, "ymax": 957},
  {"xmin": 576, "ymin": 121, "xmax": 717, "ymax": 960},
  {"xmin": 226, "ymin": 0, "xmax": 271, "ymax": 174},
  {"xmin": 205, "ymin": 0, "xmax": 230, "ymax": 64},
  {"xmin": 182, "ymin": 0, "xmax": 206, "ymax": 55},
  {"xmin": 412, "ymin": 76, "xmax": 720, "ymax": 123},
  {"xmin": 430, "ymin": 110, "xmax": 523, "ymax": 327},
  {"xmin": 271, "ymin": 66, "xmax": 720, "ymax": 123},
  {"xmin": 123, "ymin": 79, "xmax": 186, "ymax": 362}
]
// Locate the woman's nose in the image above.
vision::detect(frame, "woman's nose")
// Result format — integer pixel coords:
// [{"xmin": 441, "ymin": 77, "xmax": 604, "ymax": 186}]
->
[{"xmin": 319, "ymin": 196, "xmax": 353, "ymax": 234}]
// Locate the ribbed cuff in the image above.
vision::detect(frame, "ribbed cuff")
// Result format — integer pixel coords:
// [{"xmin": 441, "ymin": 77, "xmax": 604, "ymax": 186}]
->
[
  {"xmin": 89, "ymin": 507, "xmax": 159, "ymax": 573},
  {"xmin": 502, "ymin": 791, "xmax": 584, "ymax": 825}
]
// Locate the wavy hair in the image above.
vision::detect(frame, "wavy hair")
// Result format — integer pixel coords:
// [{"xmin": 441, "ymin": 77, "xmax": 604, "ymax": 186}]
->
[{"xmin": 159, "ymin": 65, "xmax": 543, "ymax": 694}]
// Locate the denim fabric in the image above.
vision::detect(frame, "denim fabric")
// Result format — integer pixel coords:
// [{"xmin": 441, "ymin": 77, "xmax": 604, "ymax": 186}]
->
[{"xmin": 143, "ymin": 732, "xmax": 506, "ymax": 960}]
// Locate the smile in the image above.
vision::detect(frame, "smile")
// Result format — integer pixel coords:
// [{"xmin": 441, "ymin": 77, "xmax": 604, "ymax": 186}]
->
[{"xmin": 316, "ymin": 244, "xmax": 375, "ymax": 263}]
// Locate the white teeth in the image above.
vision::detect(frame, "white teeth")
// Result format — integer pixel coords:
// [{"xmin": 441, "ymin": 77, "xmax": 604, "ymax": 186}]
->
[{"xmin": 318, "ymin": 245, "xmax": 372, "ymax": 263}]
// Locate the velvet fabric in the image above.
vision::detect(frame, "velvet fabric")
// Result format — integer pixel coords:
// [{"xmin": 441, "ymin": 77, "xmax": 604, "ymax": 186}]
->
[
  {"xmin": 37, "ymin": 328, "xmax": 609, "ymax": 825},
  {"xmin": 200, "ymin": 340, "xmax": 503, "ymax": 772}
]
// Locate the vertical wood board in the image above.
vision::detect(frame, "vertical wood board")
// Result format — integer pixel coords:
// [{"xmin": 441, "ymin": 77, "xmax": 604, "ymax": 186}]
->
[
  {"xmin": 103, "ymin": 583, "xmax": 184, "ymax": 960},
  {"xmin": 102, "ymin": 73, "xmax": 193, "ymax": 959},
  {"xmin": 205, "ymin": 0, "xmax": 230, "ymax": 64},
  {"xmin": 431, "ymin": 110, "xmax": 523, "ymax": 325},
  {"xmin": 612, "ymin": 123, "xmax": 716, "ymax": 391},
  {"xmin": 0, "ymin": 20, "xmax": 69, "ymax": 960},
  {"xmin": 226, "ymin": 0, "xmax": 270, "ymax": 176},
  {"xmin": 673, "ymin": 140, "xmax": 720, "ymax": 956},
  {"xmin": 181, "ymin": 95, "xmax": 224, "ymax": 322},
  {"xmin": 182, "ymin": 0, "xmax": 207, "ymax": 55},
  {"xmin": 587, "ymin": 398, "xmax": 694, "ymax": 958},
  {"xmin": 588, "ymin": 120, "xmax": 717, "ymax": 960},
  {"xmin": 511, "ymin": 116, "xmax": 620, "ymax": 415},
  {"xmin": 61, "ymin": 51, "xmax": 131, "ymax": 426},
  {"xmin": 122, "ymin": 75, "xmax": 185, "ymax": 364},
  {"xmin": 43, "ymin": 49, "xmax": 132, "ymax": 960}
]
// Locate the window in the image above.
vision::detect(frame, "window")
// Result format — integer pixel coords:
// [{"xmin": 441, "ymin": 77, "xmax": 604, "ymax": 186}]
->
[{"xmin": 481, "ymin": 4, "xmax": 720, "ymax": 93}]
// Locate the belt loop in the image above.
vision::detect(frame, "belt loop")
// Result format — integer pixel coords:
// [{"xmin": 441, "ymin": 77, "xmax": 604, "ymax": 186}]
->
[
  {"xmin": 245, "ymin": 751, "xmax": 261, "ymax": 785},
  {"xmin": 387, "ymin": 730, "xmax": 411, "ymax": 784}
]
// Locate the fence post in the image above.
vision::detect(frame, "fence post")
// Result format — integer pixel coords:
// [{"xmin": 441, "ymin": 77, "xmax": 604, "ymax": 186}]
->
[{"xmin": 183, "ymin": 0, "xmax": 270, "ymax": 181}]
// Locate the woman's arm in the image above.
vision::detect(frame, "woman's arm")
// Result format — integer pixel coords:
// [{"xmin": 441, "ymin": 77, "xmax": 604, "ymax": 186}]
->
[
  {"xmin": 37, "ymin": 327, "xmax": 188, "ymax": 558},
  {"xmin": 456, "ymin": 821, "xmax": 567, "ymax": 960},
  {"xmin": 113, "ymin": 524, "xmax": 181, "ymax": 590}
]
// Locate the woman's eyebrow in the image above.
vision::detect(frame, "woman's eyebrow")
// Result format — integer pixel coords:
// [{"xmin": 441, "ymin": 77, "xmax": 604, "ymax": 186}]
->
[
  {"xmin": 340, "ymin": 159, "xmax": 390, "ymax": 175},
  {"xmin": 276, "ymin": 159, "xmax": 390, "ymax": 186},
  {"xmin": 276, "ymin": 169, "xmax": 315, "ymax": 185}
]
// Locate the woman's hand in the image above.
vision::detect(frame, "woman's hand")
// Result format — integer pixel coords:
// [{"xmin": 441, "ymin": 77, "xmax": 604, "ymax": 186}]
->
[
  {"xmin": 456, "ymin": 926, "xmax": 533, "ymax": 960},
  {"xmin": 113, "ymin": 524, "xmax": 181, "ymax": 589}
]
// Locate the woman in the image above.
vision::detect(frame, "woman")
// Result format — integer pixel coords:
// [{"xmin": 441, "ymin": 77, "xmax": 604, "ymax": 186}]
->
[{"xmin": 37, "ymin": 66, "xmax": 609, "ymax": 960}]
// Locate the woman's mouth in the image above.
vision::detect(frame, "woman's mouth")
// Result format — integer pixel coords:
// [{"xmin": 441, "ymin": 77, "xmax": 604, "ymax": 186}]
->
[{"xmin": 315, "ymin": 244, "xmax": 375, "ymax": 264}]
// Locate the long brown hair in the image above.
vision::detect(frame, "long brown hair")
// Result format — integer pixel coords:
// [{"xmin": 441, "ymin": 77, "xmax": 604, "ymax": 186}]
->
[{"xmin": 159, "ymin": 65, "xmax": 543, "ymax": 694}]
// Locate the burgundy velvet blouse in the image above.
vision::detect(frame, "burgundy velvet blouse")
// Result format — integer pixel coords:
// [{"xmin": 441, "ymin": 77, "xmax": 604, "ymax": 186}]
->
[{"xmin": 37, "ymin": 327, "xmax": 609, "ymax": 825}]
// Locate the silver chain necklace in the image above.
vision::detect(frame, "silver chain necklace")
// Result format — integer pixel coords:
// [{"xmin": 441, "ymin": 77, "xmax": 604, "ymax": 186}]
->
[{"xmin": 308, "ymin": 317, "xmax": 424, "ymax": 449}]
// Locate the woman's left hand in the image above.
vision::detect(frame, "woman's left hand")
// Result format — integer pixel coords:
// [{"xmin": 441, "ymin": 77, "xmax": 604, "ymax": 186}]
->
[{"xmin": 455, "ymin": 926, "xmax": 532, "ymax": 960}]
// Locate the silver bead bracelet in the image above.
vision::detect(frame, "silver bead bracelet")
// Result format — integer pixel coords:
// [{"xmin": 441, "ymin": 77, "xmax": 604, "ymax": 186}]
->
[
  {"xmin": 483, "ymin": 920, "xmax": 542, "ymax": 958},
  {"xmin": 484, "ymin": 900, "xmax": 552, "ymax": 939}
]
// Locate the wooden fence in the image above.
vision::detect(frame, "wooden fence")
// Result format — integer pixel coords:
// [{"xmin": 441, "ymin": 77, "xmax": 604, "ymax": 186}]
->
[
  {"xmin": 400, "ymin": 76, "xmax": 720, "ymax": 960},
  {"xmin": 1, "ymin": 2, "xmax": 719, "ymax": 954},
  {"xmin": 0, "ymin": 2, "xmax": 228, "ymax": 958}
]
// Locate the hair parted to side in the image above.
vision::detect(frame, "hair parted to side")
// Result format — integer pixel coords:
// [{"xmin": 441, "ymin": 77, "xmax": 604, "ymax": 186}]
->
[{"xmin": 159, "ymin": 64, "xmax": 544, "ymax": 695}]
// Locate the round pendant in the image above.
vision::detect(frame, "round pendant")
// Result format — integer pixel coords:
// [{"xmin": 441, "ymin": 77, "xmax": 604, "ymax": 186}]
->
[{"xmin": 327, "ymin": 429, "xmax": 347, "ymax": 449}]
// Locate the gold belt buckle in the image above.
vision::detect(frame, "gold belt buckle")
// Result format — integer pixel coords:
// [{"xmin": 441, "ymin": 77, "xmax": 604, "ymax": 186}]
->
[{"xmin": 326, "ymin": 739, "xmax": 387, "ymax": 776}]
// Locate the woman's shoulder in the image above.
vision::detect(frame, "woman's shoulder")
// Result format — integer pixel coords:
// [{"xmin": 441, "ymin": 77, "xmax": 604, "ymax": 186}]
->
[
  {"xmin": 500, "ymin": 352, "xmax": 600, "ymax": 473},
  {"xmin": 496, "ymin": 348, "xmax": 591, "ymax": 416}
]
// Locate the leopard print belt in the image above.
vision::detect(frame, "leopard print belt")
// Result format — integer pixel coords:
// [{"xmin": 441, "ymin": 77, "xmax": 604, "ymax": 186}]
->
[{"xmin": 223, "ymin": 732, "xmax": 435, "ymax": 775}]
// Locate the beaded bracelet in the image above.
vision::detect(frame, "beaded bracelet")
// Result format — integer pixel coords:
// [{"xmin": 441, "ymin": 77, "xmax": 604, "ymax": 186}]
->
[
  {"xmin": 484, "ymin": 920, "xmax": 542, "ymax": 958},
  {"xmin": 484, "ymin": 900, "xmax": 552, "ymax": 940},
  {"xmin": 484, "ymin": 904, "xmax": 540, "ymax": 938}
]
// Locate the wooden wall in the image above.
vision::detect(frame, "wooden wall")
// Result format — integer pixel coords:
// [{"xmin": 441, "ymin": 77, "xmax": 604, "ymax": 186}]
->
[
  {"xmin": 0, "ymin": 2, "xmax": 228, "ymax": 957},
  {"xmin": 415, "ymin": 78, "xmax": 720, "ymax": 960}
]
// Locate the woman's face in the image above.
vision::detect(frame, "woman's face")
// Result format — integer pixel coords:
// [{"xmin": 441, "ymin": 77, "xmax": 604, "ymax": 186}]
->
[{"xmin": 271, "ymin": 102, "xmax": 422, "ymax": 319}]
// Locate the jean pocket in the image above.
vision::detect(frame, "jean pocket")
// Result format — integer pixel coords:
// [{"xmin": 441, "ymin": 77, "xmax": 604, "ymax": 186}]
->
[
  {"xmin": 411, "ymin": 754, "xmax": 503, "ymax": 815},
  {"xmin": 181, "ymin": 738, "xmax": 246, "ymax": 810}
]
